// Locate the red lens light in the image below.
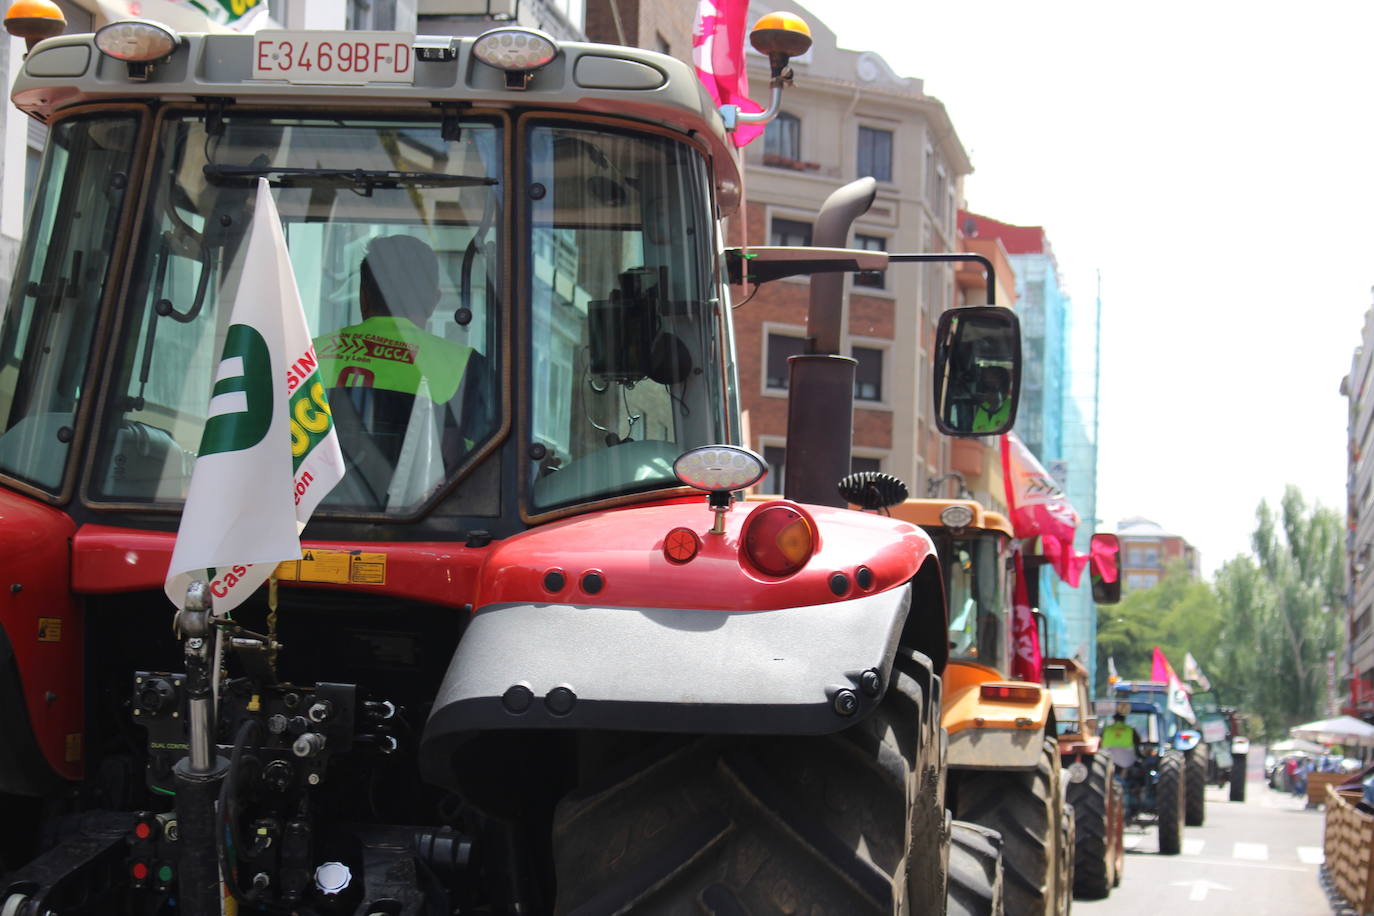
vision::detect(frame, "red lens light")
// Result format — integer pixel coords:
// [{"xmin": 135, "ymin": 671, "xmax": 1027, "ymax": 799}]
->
[
  {"xmin": 134, "ymin": 821, "xmax": 152, "ymax": 839},
  {"xmin": 741, "ymin": 503, "xmax": 815, "ymax": 577},
  {"xmin": 980, "ymin": 684, "xmax": 1041, "ymax": 703},
  {"xmin": 131, "ymin": 861, "xmax": 149, "ymax": 881},
  {"xmin": 663, "ymin": 527, "xmax": 701, "ymax": 564}
]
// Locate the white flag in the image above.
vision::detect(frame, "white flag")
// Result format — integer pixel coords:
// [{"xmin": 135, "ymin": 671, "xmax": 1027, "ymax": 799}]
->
[
  {"xmin": 165, "ymin": 179, "xmax": 346, "ymax": 613},
  {"xmin": 1184, "ymin": 652, "xmax": 1212, "ymax": 691}
]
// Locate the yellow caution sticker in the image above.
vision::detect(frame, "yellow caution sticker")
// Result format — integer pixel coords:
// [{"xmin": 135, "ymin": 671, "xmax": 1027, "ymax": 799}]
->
[
  {"xmin": 64, "ymin": 732, "xmax": 82, "ymax": 763},
  {"xmin": 275, "ymin": 550, "xmax": 387, "ymax": 586},
  {"xmin": 37, "ymin": 617, "xmax": 62, "ymax": 642}
]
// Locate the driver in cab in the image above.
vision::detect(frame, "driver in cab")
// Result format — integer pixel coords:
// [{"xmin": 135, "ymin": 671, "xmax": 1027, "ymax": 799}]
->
[
  {"xmin": 1101, "ymin": 710, "xmax": 1143, "ymax": 770},
  {"xmin": 315, "ymin": 234, "xmax": 473, "ymax": 402}
]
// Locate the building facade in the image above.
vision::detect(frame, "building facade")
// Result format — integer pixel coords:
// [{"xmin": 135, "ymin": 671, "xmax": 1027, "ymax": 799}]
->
[
  {"xmin": 1116, "ymin": 516, "xmax": 1199, "ymax": 590},
  {"xmin": 1342, "ymin": 292, "xmax": 1374, "ymax": 717},
  {"xmin": 716, "ymin": 0, "xmax": 974, "ymax": 502}
]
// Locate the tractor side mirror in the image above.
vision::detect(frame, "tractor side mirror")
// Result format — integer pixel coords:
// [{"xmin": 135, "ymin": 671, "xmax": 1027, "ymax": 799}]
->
[
  {"xmin": 1090, "ymin": 532, "xmax": 1122, "ymax": 604},
  {"xmin": 933, "ymin": 306, "xmax": 1021, "ymax": 437}
]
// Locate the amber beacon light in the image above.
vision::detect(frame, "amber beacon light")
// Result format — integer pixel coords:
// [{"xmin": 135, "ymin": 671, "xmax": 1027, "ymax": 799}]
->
[{"xmin": 4, "ymin": 0, "xmax": 66, "ymax": 50}]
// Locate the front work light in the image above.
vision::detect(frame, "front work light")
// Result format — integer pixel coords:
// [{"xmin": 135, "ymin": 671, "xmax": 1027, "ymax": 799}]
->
[
  {"xmin": 472, "ymin": 27, "xmax": 557, "ymax": 72},
  {"xmin": 939, "ymin": 504, "xmax": 975, "ymax": 529},
  {"xmin": 674, "ymin": 445, "xmax": 767, "ymax": 535},
  {"xmin": 95, "ymin": 19, "xmax": 179, "ymax": 62}
]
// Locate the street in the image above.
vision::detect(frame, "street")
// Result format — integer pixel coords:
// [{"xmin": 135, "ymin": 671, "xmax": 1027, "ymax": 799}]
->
[{"xmin": 1075, "ymin": 769, "xmax": 1333, "ymax": 916}]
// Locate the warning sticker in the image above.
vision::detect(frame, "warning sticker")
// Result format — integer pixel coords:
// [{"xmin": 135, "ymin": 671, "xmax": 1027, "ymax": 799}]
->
[
  {"xmin": 275, "ymin": 550, "xmax": 387, "ymax": 586},
  {"xmin": 65, "ymin": 732, "xmax": 82, "ymax": 763},
  {"xmin": 37, "ymin": 617, "xmax": 62, "ymax": 642}
]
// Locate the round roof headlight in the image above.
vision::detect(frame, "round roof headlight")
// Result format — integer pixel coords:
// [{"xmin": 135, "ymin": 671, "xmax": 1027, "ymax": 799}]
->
[
  {"xmin": 473, "ymin": 27, "xmax": 558, "ymax": 72},
  {"xmin": 95, "ymin": 19, "xmax": 179, "ymax": 63},
  {"xmin": 1067, "ymin": 761, "xmax": 1089, "ymax": 784},
  {"xmin": 673, "ymin": 446, "xmax": 767, "ymax": 493},
  {"xmin": 940, "ymin": 504, "xmax": 975, "ymax": 529}
]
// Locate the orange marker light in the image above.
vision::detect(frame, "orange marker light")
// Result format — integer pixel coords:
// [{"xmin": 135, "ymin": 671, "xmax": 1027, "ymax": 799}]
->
[
  {"xmin": 4, "ymin": 0, "xmax": 65, "ymax": 49},
  {"xmin": 749, "ymin": 11, "xmax": 812, "ymax": 57}
]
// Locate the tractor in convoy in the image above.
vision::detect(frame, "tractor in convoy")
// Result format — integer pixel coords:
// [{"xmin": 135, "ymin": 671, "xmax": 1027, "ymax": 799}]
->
[
  {"xmin": 1112, "ymin": 679, "xmax": 1208, "ymax": 827},
  {"xmin": 1102, "ymin": 700, "xmax": 1187, "ymax": 855},
  {"xmin": 0, "ymin": 5, "xmax": 1027, "ymax": 915},
  {"xmin": 1046, "ymin": 657, "xmax": 1124, "ymax": 899},
  {"xmin": 884, "ymin": 497, "xmax": 1071, "ymax": 916}
]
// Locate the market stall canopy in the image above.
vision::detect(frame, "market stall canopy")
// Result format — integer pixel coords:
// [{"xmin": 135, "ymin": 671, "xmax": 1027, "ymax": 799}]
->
[
  {"xmin": 1268, "ymin": 737, "xmax": 1326, "ymax": 755},
  {"xmin": 1290, "ymin": 715, "xmax": 1374, "ymax": 748}
]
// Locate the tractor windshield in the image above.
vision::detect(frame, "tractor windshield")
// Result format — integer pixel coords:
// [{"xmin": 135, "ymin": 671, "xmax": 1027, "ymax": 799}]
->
[
  {"xmin": 89, "ymin": 113, "xmax": 503, "ymax": 514},
  {"xmin": 939, "ymin": 531, "xmax": 1007, "ymax": 668},
  {"xmin": 524, "ymin": 123, "xmax": 725, "ymax": 510}
]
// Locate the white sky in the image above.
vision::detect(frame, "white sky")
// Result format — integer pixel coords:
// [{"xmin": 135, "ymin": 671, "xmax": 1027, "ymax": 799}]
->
[{"xmin": 798, "ymin": 0, "xmax": 1374, "ymax": 577}]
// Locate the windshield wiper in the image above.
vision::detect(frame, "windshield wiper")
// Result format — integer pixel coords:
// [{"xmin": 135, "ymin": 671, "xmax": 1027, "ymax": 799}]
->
[{"xmin": 202, "ymin": 165, "xmax": 498, "ymax": 194}]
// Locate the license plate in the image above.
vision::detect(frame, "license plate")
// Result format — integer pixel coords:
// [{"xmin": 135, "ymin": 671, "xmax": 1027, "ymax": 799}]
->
[{"xmin": 253, "ymin": 31, "xmax": 415, "ymax": 84}]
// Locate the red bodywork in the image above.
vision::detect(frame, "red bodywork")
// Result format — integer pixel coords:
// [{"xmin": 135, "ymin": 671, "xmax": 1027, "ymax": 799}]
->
[{"xmin": 7, "ymin": 492, "xmax": 935, "ymax": 780}]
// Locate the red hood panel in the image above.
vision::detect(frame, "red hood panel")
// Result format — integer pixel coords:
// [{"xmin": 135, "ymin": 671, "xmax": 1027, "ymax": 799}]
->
[{"xmin": 72, "ymin": 500, "xmax": 933, "ymax": 613}]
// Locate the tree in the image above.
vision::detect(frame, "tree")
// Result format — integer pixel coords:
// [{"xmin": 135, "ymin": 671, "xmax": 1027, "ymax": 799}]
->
[
  {"xmin": 1213, "ymin": 486, "xmax": 1344, "ymax": 737},
  {"xmin": 1096, "ymin": 561, "xmax": 1223, "ymax": 694}
]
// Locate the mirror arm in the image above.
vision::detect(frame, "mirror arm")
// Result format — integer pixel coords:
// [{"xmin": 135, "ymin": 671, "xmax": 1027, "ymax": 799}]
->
[{"xmin": 887, "ymin": 252, "xmax": 997, "ymax": 306}]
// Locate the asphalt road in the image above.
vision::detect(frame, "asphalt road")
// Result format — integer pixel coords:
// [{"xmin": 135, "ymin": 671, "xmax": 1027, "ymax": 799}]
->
[{"xmin": 1073, "ymin": 772, "xmax": 1333, "ymax": 916}]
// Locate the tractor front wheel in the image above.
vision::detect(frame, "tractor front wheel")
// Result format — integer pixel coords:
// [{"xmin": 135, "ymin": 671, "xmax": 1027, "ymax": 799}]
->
[
  {"xmin": 1229, "ymin": 753, "xmax": 1248, "ymax": 802},
  {"xmin": 550, "ymin": 648, "xmax": 947, "ymax": 915},
  {"xmin": 1067, "ymin": 752, "xmax": 1116, "ymax": 900},
  {"xmin": 955, "ymin": 737, "xmax": 1063, "ymax": 916},
  {"xmin": 1157, "ymin": 750, "xmax": 1186, "ymax": 856},
  {"xmin": 1185, "ymin": 745, "xmax": 1208, "ymax": 827}
]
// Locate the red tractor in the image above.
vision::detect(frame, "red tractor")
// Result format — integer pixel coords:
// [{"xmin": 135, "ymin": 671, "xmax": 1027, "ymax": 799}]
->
[{"xmin": 0, "ymin": 7, "xmax": 1021, "ymax": 914}]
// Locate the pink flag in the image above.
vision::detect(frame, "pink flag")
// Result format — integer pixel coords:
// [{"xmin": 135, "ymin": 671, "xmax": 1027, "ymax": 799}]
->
[
  {"xmin": 1000, "ymin": 432, "xmax": 1084, "ymax": 584},
  {"xmin": 1010, "ymin": 550, "xmax": 1042, "ymax": 682},
  {"xmin": 692, "ymin": 0, "xmax": 764, "ymax": 147},
  {"xmin": 1151, "ymin": 646, "xmax": 1196, "ymax": 720}
]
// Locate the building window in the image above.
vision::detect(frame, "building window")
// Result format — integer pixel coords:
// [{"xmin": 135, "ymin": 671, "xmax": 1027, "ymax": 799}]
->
[
  {"xmin": 770, "ymin": 217, "xmax": 812, "ymax": 247},
  {"xmin": 763, "ymin": 445, "xmax": 787, "ymax": 495},
  {"xmin": 853, "ymin": 233, "xmax": 885, "ymax": 289},
  {"xmin": 853, "ymin": 346, "xmax": 883, "ymax": 401},
  {"xmin": 852, "ymin": 456, "xmax": 881, "ymax": 474},
  {"xmin": 766, "ymin": 333, "xmax": 806, "ymax": 390},
  {"xmin": 858, "ymin": 126, "xmax": 893, "ymax": 182},
  {"xmin": 764, "ymin": 112, "xmax": 801, "ymax": 162}
]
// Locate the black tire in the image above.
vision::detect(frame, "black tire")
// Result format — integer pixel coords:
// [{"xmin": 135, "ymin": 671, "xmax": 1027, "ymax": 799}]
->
[
  {"xmin": 1184, "ymin": 744, "xmax": 1207, "ymax": 827},
  {"xmin": 1110, "ymin": 782, "xmax": 1124, "ymax": 887},
  {"xmin": 550, "ymin": 648, "xmax": 946, "ymax": 915},
  {"xmin": 956, "ymin": 737, "xmax": 1062, "ymax": 916},
  {"xmin": 1229, "ymin": 753, "xmax": 1248, "ymax": 802},
  {"xmin": 1067, "ymin": 753, "xmax": 1115, "ymax": 900},
  {"xmin": 948, "ymin": 820, "xmax": 1004, "ymax": 916},
  {"xmin": 1156, "ymin": 751, "xmax": 1186, "ymax": 856},
  {"xmin": 1058, "ymin": 802, "xmax": 1074, "ymax": 916}
]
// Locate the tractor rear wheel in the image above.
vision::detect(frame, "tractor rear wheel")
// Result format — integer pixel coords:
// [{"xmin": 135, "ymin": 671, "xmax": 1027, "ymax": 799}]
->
[
  {"xmin": 948, "ymin": 820, "xmax": 1003, "ymax": 916},
  {"xmin": 1157, "ymin": 751, "xmax": 1186, "ymax": 856},
  {"xmin": 1067, "ymin": 752, "xmax": 1115, "ymax": 899},
  {"xmin": 550, "ymin": 648, "xmax": 946, "ymax": 915},
  {"xmin": 1229, "ymin": 753, "xmax": 1247, "ymax": 802},
  {"xmin": 1057, "ymin": 802, "xmax": 1074, "ymax": 915},
  {"xmin": 955, "ymin": 737, "xmax": 1062, "ymax": 916},
  {"xmin": 1185, "ymin": 745, "xmax": 1208, "ymax": 826}
]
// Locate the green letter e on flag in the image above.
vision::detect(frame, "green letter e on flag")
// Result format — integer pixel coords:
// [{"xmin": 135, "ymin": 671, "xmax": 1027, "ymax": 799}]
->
[{"xmin": 200, "ymin": 324, "xmax": 272, "ymax": 456}]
